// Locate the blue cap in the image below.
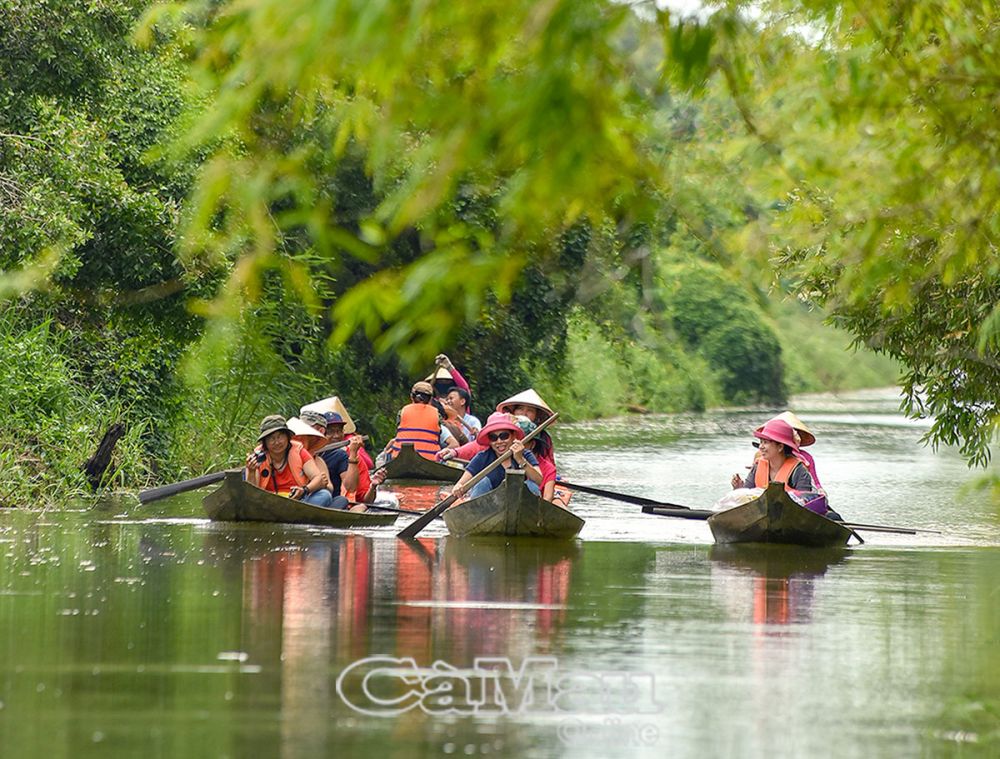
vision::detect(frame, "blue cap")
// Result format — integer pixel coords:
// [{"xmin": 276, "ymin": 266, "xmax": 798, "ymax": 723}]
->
[{"xmin": 323, "ymin": 411, "xmax": 346, "ymax": 425}]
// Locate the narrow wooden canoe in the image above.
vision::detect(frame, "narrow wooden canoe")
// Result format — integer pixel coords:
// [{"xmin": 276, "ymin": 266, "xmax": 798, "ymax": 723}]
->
[
  {"xmin": 383, "ymin": 443, "xmax": 464, "ymax": 483},
  {"xmin": 707, "ymin": 482, "xmax": 854, "ymax": 548},
  {"xmin": 203, "ymin": 472, "xmax": 397, "ymax": 528},
  {"xmin": 442, "ymin": 473, "xmax": 584, "ymax": 539}
]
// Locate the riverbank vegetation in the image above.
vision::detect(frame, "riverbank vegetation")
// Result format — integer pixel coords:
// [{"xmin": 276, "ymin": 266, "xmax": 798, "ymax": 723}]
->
[{"xmin": 3, "ymin": 0, "xmax": 996, "ymax": 504}]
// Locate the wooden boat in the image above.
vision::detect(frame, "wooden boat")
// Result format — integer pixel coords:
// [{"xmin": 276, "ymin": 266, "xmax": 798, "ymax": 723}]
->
[
  {"xmin": 442, "ymin": 472, "xmax": 584, "ymax": 539},
  {"xmin": 383, "ymin": 443, "xmax": 464, "ymax": 483},
  {"xmin": 707, "ymin": 482, "xmax": 855, "ymax": 548},
  {"xmin": 203, "ymin": 472, "xmax": 397, "ymax": 528}
]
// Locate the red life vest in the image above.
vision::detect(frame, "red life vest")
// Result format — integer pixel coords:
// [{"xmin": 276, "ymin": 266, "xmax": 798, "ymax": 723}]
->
[
  {"xmin": 391, "ymin": 403, "xmax": 441, "ymax": 460},
  {"xmin": 257, "ymin": 440, "xmax": 309, "ymax": 493},
  {"xmin": 753, "ymin": 456, "xmax": 804, "ymax": 492}
]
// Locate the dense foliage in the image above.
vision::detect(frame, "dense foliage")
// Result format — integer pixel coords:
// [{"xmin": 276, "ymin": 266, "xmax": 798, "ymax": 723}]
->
[
  {"xmin": 9, "ymin": 0, "xmax": 972, "ymax": 507},
  {"xmin": 659, "ymin": 1, "xmax": 1000, "ymax": 463}
]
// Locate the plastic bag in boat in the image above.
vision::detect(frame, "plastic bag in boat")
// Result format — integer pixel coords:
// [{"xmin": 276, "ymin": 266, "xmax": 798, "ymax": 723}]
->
[{"xmin": 713, "ymin": 488, "xmax": 764, "ymax": 511}]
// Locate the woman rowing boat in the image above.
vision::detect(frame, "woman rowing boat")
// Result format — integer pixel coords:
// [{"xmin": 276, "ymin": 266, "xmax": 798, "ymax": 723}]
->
[{"xmin": 451, "ymin": 413, "xmax": 543, "ymax": 499}]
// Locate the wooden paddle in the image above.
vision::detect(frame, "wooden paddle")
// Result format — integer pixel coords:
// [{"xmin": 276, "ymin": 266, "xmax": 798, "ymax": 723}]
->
[
  {"xmin": 397, "ymin": 413, "xmax": 559, "ymax": 538},
  {"xmin": 561, "ymin": 480, "xmax": 693, "ymax": 511},
  {"xmin": 138, "ymin": 437, "xmax": 365, "ymax": 505}
]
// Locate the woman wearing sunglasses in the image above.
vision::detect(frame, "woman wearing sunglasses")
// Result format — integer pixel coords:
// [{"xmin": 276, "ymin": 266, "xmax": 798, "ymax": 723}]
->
[{"xmin": 450, "ymin": 413, "xmax": 543, "ymax": 500}]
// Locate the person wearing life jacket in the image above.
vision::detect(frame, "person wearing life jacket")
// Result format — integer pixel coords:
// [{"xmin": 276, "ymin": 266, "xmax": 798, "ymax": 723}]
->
[
  {"xmin": 244, "ymin": 415, "xmax": 334, "ymax": 507},
  {"xmin": 762, "ymin": 411, "xmax": 824, "ymax": 492},
  {"xmin": 731, "ymin": 418, "xmax": 815, "ymax": 493},
  {"xmin": 291, "ymin": 409, "xmax": 361, "ymax": 511},
  {"xmin": 387, "ymin": 381, "xmax": 457, "ymax": 462}
]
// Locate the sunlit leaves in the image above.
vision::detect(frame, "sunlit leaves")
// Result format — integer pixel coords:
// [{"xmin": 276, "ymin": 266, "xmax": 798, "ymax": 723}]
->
[{"xmin": 140, "ymin": 0, "xmax": 671, "ymax": 363}]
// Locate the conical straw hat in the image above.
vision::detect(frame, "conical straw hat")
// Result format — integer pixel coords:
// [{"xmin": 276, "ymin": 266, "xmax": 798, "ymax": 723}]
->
[
  {"xmin": 287, "ymin": 416, "xmax": 325, "ymax": 438},
  {"xmin": 769, "ymin": 411, "xmax": 816, "ymax": 447},
  {"xmin": 424, "ymin": 366, "xmax": 454, "ymax": 383},
  {"xmin": 496, "ymin": 388, "xmax": 555, "ymax": 422},
  {"xmin": 300, "ymin": 396, "xmax": 356, "ymax": 435}
]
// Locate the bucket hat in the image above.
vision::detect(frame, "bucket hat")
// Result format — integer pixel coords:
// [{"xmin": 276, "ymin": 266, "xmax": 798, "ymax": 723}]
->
[
  {"xmin": 257, "ymin": 415, "xmax": 294, "ymax": 442},
  {"xmin": 753, "ymin": 419, "xmax": 800, "ymax": 451}
]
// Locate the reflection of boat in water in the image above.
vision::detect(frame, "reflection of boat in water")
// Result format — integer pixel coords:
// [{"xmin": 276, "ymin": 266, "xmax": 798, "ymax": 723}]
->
[
  {"xmin": 203, "ymin": 472, "xmax": 397, "ymax": 527},
  {"xmin": 442, "ymin": 473, "xmax": 584, "ymax": 538},
  {"xmin": 444, "ymin": 534, "xmax": 581, "ymax": 570},
  {"xmin": 708, "ymin": 543, "xmax": 850, "ymax": 579},
  {"xmin": 708, "ymin": 483, "xmax": 854, "ymax": 548},
  {"xmin": 709, "ymin": 543, "xmax": 849, "ymax": 627},
  {"xmin": 383, "ymin": 443, "xmax": 463, "ymax": 482}
]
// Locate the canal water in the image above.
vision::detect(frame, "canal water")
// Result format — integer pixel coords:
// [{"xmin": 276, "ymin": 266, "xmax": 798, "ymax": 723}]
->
[{"xmin": 1, "ymin": 389, "xmax": 998, "ymax": 757}]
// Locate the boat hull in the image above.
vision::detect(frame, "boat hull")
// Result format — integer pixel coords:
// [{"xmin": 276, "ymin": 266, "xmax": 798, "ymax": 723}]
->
[
  {"xmin": 383, "ymin": 443, "xmax": 464, "ymax": 483},
  {"xmin": 442, "ymin": 473, "xmax": 584, "ymax": 539},
  {"xmin": 707, "ymin": 483, "xmax": 852, "ymax": 548},
  {"xmin": 203, "ymin": 472, "xmax": 397, "ymax": 528}
]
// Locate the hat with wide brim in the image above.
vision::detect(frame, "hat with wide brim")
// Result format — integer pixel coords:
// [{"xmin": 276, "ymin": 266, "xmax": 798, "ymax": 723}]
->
[
  {"xmin": 287, "ymin": 416, "xmax": 325, "ymax": 438},
  {"xmin": 257, "ymin": 415, "xmax": 294, "ymax": 442},
  {"xmin": 301, "ymin": 396, "xmax": 356, "ymax": 435},
  {"xmin": 764, "ymin": 411, "xmax": 816, "ymax": 447},
  {"xmin": 476, "ymin": 412, "xmax": 526, "ymax": 446},
  {"xmin": 496, "ymin": 389, "xmax": 554, "ymax": 423},
  {"xmin": 425, "ymin": 366, "xmax": 454, "ymax": 383},
  {"xmin": 753, "ymin": 419, "xmax": 800, "ymax": 451},
  {"xmin": 410, "ymin": 381, "xmax": 434, "ymax": 397}
]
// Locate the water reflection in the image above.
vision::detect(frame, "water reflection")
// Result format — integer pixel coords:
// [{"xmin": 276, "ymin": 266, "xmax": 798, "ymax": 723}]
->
[
  {"xmin": 709, "ymin": 545, "xmax": 849, "ymax": 627},
  {"xmin": 198, "ymin": 529, "xmax": 582, "ymax": 755}
]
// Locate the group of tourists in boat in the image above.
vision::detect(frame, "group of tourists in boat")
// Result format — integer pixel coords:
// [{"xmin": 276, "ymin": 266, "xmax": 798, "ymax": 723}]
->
[
  {"xmin": 242, "ymin": 354, "xmax": 564, "ymax": 512},
  {"xmin": 242, "ymin": 350, "xmax": 838, "ymax": 521}
]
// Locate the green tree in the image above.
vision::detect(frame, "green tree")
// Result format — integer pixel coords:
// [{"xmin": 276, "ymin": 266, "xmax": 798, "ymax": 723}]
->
[{"xmin": 659, "ymin": 1, "xmax": 1000, "ymax": 464}]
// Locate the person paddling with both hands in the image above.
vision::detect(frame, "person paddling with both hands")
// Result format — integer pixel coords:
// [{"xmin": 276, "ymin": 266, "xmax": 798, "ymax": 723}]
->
[
  {"xmin": 451, "ymin": 413, "xmax": 544, "ymax": 500},
  {"xmin": 245, "ymin": 415, "xmax": 334, "ymax": 507}
]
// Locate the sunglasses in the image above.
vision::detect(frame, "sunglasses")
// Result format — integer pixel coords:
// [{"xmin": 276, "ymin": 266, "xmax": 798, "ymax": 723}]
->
[
  {"xmin": 487, "ymin": 431, "xmax": 512, "ymax": 442},
  {"xmin": 412, "ymin": 392, "xmax": 432, "ymax": 402}
]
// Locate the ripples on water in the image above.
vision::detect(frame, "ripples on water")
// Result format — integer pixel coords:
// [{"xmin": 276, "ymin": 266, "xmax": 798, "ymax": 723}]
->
[{"xmin": 0, "ymin": 389, "xmax": 998, "ymax": 757}]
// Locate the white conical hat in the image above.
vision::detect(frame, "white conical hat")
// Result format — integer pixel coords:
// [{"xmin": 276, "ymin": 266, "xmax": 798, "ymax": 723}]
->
[
  {"xmin": 496, "ymin": 388, "xmax": 554, "ymax": 422},
  {"xmin": 287, "ymin": 416, "xmax": 325, "ymax": 438},
  {"xmin": 300, "ymin": 396, "xmax": 356, "ymax": 435},
  {"xmin": 424, "ymin": 366, "xmax": 454, "ymax": 383}
]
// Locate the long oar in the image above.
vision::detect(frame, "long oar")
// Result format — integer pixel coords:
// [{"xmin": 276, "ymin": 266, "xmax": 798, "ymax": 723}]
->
[
  {"xmin": 397, "ymin": 413, "xmax": 559, "ymax": 539},
  {"xmin": 138, "ymin": 437, "xmax": 363, "ymax": 504},
  {"xmin": 363, "ymin": 503, "xmax": 429, "ymax": 517},
  {"xmin": 840, "ymin": 521, "xmax": 941, "ymax": 536},
  {"xmin": 561, "ymin": 481, "xmax": 694, "ymax": 511},
  {"xmin": 567, "ymin": 481, "xmax": 937, "ymax": 536}
]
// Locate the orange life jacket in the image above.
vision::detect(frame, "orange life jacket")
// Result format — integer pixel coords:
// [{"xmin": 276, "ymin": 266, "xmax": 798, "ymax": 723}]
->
[
  {"xmin": 391, "ymin": 403, "xmax": 441, "ymax": 460},
  {"xmin": 257, "ymin": 440, "xmax": 308, "ymax": 493},
  {"xmin": 753, "ymin": 456, "xmax": 804, "ymax": 492}
]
